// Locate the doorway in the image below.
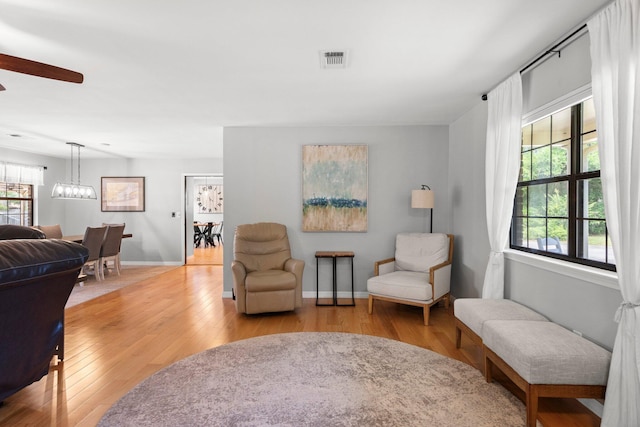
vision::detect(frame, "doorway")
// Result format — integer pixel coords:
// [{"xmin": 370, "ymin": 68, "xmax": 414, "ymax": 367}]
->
[{"xmin": 184, "ymin": 175, "xmax": 223, "ymax": 265}]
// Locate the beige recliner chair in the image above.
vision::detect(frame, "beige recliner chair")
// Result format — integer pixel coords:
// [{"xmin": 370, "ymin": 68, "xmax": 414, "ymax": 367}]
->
[{"xmin": 232, "ymin": 222, "xmax": 304, "ymax": 314}]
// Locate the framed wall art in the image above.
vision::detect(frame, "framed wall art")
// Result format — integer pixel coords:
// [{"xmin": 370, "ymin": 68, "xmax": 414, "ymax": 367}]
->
[
  {"xmin": 101, "ymin": 176, "xmax": 145, "ymax": 212},
  {"xmin": 302, "ymin": 144, "xmax": 368, "ymax": 232}
]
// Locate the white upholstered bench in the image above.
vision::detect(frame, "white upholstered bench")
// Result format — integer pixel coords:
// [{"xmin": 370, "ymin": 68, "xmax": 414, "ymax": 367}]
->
[
  {"xmin": 482, "ymin": 320, "xmax": 611, "ymax": 427},
  {"xmin": 454, "ymin": 298, "xmax": 548, "ymax": 349}
]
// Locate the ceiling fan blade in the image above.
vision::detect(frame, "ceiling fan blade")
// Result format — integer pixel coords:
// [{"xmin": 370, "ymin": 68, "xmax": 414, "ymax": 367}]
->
[{"xmin": 0, "ymin": 53, "xmax": 83, "ymax": 84}]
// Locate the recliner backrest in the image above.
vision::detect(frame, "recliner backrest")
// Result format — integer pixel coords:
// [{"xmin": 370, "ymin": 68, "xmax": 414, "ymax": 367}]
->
[
  {"xmin": 234, "ymin": 222, "xmax": 291, "ymax": 273},
  {"xmin": 395, "ymin": 233, "xmax": 450, "ymax": 272}
]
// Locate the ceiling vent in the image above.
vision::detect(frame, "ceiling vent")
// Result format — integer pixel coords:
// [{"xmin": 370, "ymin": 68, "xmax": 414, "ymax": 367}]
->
[{"xmin": 320, "ymin": 50, "xmax": 348, "ymax": 69}]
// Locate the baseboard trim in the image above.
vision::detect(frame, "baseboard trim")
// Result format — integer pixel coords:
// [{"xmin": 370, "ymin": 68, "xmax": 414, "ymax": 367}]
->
[
  {"xmin": 121, "ymin": 261, "xmax": 183, "ymax": 266},
  {"xmin": 221, "ymin": 291, "xmax": 369, "ymax": 300}
]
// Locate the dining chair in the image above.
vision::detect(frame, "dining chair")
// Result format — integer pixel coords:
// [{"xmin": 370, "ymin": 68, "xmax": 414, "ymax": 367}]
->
[
  {"xmin": 103, "ymin": 223, "xmax": 126, "ymax": 271},
  {"xmin": 212, "ymin": 221, "xmax": 223, "ymax": 245},
  {"xmin": 194, "ymin": 223, "xmax": 204, "ymax": 247},
  {"xmin": 203, "ymin": 222, "xmax": 215, "ymax": 247},
  {"xmin": 100, "ymin": 224, "xmax": 125, "ymax": 278},
  {"xmin": 81, "ymin": 226, "xmax": 107, "ymax": 280},
  {"xmin": 35, "ymin": 224, "xmax": 63, "ymax": 239}
]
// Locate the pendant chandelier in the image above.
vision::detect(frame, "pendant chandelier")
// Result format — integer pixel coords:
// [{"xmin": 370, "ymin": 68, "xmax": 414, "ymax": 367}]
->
[{"xmin": 51, "ymin": 142, "xmax": 97, "ymax": 200}]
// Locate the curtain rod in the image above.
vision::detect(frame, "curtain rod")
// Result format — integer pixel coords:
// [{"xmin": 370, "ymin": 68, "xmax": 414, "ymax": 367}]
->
[
  {"xmin": 480, "ymin": 0, "xmax": 617, "ymax": 102},
  {"xmin": 1, "ymin": 160, "xmax": 47, "ymax": 170},
  {"xmin": 519, "ymin": 23, "xmax": 587, "ymax": 74},
  {"xmin": 481, "ymin": 23, "xmax": 588, "ymax": 101}
]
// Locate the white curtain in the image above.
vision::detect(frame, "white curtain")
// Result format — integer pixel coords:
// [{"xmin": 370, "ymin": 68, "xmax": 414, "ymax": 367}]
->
[
  {"xmin": 482, "ymin": 73, "xmax": 523, "ymax": 299},
  {"xmin": 588, "ymin": 0, "xmax": 640, "ymax": 425},
  {"xmin": 0, "ymin": 162, "xmax": 44, "ymax": 186}
]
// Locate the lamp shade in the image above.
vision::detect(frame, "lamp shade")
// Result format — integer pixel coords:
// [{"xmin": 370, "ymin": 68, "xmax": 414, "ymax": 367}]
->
[{"xmin": 411, "ymin": 189, "xmax": 434, "ymax": 209}]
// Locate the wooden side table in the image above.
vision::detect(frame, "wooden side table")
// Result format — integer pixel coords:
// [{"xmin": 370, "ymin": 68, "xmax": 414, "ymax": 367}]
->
[{"xmin": 315, "ymin": 251, "xmax": 355, "ymax": 306}]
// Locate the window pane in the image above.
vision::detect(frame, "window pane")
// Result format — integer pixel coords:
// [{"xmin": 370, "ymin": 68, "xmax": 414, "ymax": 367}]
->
[
  {"xmin": 580, "ymin": 220, "xmax": 609, "ymax": 264},
  {"xmin": 582, "ymin": 130, "xmax": 599, "ymax": 172},
  {"xmin": 578, "ymin": 178, "xmax": 605, "ymax": 220},
  {"xmin": 531, "ymin": 146, "xmax": 550, "ymax": 179},
  {"xmin": 551, "ymin": 141, "xmax": 570, "ymax": 177},
  {"xmin": 582, "ymin": 98, "xmax": 596, "ymax": 133},
  {"xmin": 514, "ymin": 187, "xmax": 527, "ymax": 216},
  {"xmin": 529, "ymin": 218, "xmax": 545, "ymax": 245},
  {"xmin": 532, "ymin": 116, "xmax": 551, "ymax": 148},
  {"xmin": 522, "ymin": 124, "xmax": 532, "ymax": 152},
  {"xmin": 547, "ymin": 219, "xmax": 568, "ymax": 251},
  {"xmin": 520, "ymin": 150, "xmax": 531, "ymax": 181},
  {"xmin": 512, "ymin": 217, "xmax": 528, "ymax": 247},
  {"xmin": 548, "ymin": 181, "xmax": 568, "ymax": 217},
  {"xmin": 551, "ymin": 107, "xmax": 572, "ymax": 143},
  {"xmin": 0, "ymin": 182, "xmax": 34, "ymax": 226},
  {"xmin": 528, "ymin": 184, "xmax": 546, "ymax": 217}
]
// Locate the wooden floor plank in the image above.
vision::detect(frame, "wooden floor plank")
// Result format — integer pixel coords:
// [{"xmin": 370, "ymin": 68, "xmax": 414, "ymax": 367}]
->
[{"xmin": 0, "ymin": 265, "xmax": 601, "ymax": 426}]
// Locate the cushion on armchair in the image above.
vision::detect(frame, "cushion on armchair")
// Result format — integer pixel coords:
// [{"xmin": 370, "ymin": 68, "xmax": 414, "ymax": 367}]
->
[{"xmin": 395, "ymin": 233, "xmax": 449, "ymax": 272}]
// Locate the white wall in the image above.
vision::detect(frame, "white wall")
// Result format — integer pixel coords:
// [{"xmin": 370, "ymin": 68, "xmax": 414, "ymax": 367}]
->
[{"xmin": 223, "ymin": 125, "xmax": 450, "ymax": 296}]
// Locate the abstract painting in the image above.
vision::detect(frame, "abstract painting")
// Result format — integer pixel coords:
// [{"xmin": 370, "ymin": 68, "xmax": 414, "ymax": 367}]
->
[{"xmin": 302, "ymin": 145, "xmax": 367, "ymax": 232}]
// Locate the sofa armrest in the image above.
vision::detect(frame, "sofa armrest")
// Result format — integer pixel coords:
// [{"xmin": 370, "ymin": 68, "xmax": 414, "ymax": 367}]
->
[{"xmin": 374, "ymin": 258, "xmax": 395, "ymax": 276}]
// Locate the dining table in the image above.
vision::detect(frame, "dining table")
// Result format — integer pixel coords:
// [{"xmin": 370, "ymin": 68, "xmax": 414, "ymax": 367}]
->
[{"xmin": 62, "ymin": 233, "xmax": 133, "ymax": 244}]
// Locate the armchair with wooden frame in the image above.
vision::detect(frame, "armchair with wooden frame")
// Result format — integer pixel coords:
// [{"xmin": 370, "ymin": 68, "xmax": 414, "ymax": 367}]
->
[{"xmin": 367, "ymin": 233, "xmax": 454, "ymax": 326}]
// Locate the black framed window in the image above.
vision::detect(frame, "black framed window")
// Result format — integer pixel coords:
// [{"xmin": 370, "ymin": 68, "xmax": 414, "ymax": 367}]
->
[
  {"xmin": 511, "ymin": 97, "xmax": 615, "ymax": 271},
  {"xmin": 0, "ymin": 182, "xmax": 34, "ymax": 226}
]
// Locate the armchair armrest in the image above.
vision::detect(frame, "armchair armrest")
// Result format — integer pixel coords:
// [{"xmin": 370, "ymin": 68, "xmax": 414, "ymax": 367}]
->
[
  {"xmin": 284, "ymin": 257, "xmax": 305, "ymax": 278},
  {"xmin": 374, "ymin": 257, "xmax": 395, "ymax": 276},
  {"xmin": 430, "ymin": 261, "xmax": 451, "ymax": 301},
  {"xmin": 284, "ymin": 258, "xmax": 305, "ymax": 307},
  {"xmin": 231, "ymin": 260, "xmax": 247, "ymax": 311}
]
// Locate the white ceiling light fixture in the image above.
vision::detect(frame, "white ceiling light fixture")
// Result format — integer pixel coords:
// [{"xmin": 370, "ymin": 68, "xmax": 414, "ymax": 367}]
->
[
  {"xmin": 319, "ymin": 50, "xmax": 349, "ymax": 69},
  {"xmin": 51, "ymin": 142, "xmax": 97, "ymax": 200}
]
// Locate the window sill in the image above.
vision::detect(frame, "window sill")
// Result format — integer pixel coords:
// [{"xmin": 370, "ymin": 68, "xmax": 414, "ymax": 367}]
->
[{"xmin": 503, "ymin": 249, "xmax": 619, "ymax": 290}]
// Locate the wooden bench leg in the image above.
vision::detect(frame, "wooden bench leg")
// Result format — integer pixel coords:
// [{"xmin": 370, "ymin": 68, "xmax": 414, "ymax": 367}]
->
[
  {"xmin": 484, "ymin": 354, "xmax": 493, "ymax": 383},
  {"xmin": 526, "ymin": 384, "xmax": 539, "ymax": 427},
  {"xmin": 368, "ymin": 294, "xmax": 374, "ymax": 314},
  {"xmin": 455, "ymin": 326, "xmax": 462, "ymax": 349}
]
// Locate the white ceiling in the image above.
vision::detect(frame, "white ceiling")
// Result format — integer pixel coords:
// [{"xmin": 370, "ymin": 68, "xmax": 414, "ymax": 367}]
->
[{"xmin": 0, "ymin": 0, "xmax": 611, "ymax": 159}]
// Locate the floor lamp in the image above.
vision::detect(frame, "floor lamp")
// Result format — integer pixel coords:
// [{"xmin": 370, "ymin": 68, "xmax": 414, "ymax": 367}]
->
[{"xmin": 411, "ymin": 185, "xmax": 434, "ymax": 232}]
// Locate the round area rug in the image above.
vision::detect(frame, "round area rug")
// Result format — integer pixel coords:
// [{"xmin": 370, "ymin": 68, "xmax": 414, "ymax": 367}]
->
[{"xmin": 99, "ymin": 332, "xmax": 528, "ymax": 426}]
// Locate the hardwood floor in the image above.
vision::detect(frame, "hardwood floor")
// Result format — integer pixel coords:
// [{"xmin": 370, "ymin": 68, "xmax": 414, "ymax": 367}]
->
[
  {"xmin": 0, "ymin": 266, "xmax": 601, "ymax": 426},
  {"xmin": 186, "ymin": 244, "xmax": 223, "ymax": 265}
]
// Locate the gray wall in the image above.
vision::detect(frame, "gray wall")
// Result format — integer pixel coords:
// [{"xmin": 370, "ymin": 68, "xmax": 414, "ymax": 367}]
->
[
  {"xmin": 449, "ymin": 102, "xmax": 491, "ymax": 299},
  {"xmin": 3, "ymin": 147, "xmax": 221, "ymax": 264},
  {"xmin": 223, "ymin": 125, "xmax": 450, "ymax": 297}
]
